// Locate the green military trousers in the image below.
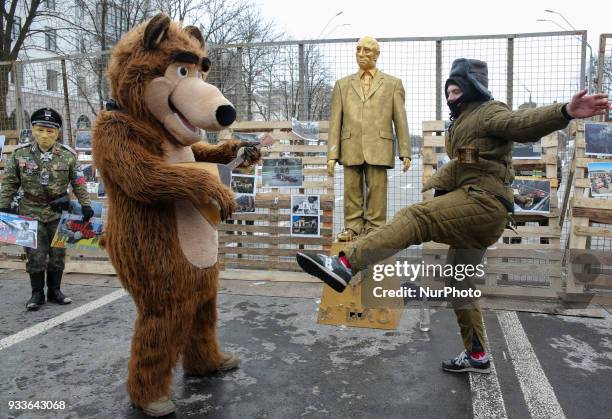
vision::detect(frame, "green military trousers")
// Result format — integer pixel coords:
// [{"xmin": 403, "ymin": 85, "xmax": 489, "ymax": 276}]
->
[
  {"xmin": 345, "ymin": 185, "xmax": 509, "ymax": 351},
  {"xmin": 344, "ymin": 164, "xmax": 388, "ymax": 235},
  {"xmin": 24, "ymin": 218, "xmax": 66, "ymax": 274}
]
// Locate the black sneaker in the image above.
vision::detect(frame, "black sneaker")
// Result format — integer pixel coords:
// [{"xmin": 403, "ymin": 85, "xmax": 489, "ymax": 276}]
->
[
  {"xmin": 442, "ymin": 350, "xmax": 491, "ymax": 374},
  {"xmin": 296, "ymin": 252, "xmax": 353, "ymax": 292}
]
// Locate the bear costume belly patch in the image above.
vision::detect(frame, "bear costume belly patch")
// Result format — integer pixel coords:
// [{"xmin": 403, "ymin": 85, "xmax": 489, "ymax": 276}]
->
[
  {"xmin": 164, "ymin": 142, "xmax": 218, "ymax": 268},
  {"xmin": 174, "ymin": 199, "xmax": 218, "ymax": 268}
]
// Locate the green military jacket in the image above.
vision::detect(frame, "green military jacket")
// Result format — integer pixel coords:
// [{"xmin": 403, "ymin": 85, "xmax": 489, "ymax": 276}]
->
[
  {"xmin": 0, "ymin": 142, "xmax": 91, "ymax": 222},
  {"xmin": 423, "ymin": 100, "xmax": 570, "ymax": 204}
]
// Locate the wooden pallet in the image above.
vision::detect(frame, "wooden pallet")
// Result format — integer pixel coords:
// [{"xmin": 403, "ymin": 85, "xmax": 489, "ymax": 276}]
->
[
  {"xmin": 216, "ymin": 120, "xmax": 334, "ymax": 271},
  {"xmin": 565, "ymin": 122, "xmax": 612, "ymax": 303},
  {"xmin": 0, "ymin": 121, "xmax": 333, "ymax": 277},
  {"xmin": 421, "ymin": 121, "xmax": 563, "ymax": 299}
]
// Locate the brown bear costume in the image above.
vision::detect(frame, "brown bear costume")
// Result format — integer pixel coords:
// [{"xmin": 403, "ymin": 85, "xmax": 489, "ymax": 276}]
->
[{"xmin": 92, "ymin": 14, "xmax": 257, "ymax": 412}]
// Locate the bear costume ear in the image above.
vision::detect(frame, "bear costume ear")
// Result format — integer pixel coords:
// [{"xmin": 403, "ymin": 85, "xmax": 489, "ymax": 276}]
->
[
  {"xmin": 144, "ymin": 13, "xmax": 171, "ymax": 50},
  {"xmin": 184, "ymin": 25, "xmax": 205, "ymax": 49}
]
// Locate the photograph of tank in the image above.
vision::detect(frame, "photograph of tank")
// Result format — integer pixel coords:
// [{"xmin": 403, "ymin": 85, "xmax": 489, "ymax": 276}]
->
[
  {"xmin": 588, "ymin": 162, "xmax": 612, "ymax": 196},
  {"xmin": 291, "ymin": 214, "xmax": 319, "ymax": 237},
  {"xmin": 512, "ymin": 178, "xmax": 551, "ymax": 214},
  {"xmin": 262, "ymin": 158, "xmax": 303, "ymax": 188},
  {"xmin": 231, "ymin": 175, "xmax": 256, "ymax": 195}
]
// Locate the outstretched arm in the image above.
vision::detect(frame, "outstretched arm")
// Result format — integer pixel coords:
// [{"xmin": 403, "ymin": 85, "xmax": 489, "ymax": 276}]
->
[
  {"xmin": 93, "ymin": 116, "xmax": 235, "ymax": 219},
  {"xmin": 192, "ymin": 139, "xmax": 261, "ymax": 167}
]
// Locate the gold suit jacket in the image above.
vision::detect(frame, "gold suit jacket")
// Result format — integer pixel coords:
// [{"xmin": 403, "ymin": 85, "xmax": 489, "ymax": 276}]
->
[{"xmin": 328, "ymin": 70, "xmax": 410, "ymax": 168}]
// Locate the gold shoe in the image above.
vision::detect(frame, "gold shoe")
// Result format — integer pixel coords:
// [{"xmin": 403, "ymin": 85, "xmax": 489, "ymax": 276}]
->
[
  {"xmin": 218, "ymin": 352, "xmax": 240, "ymax": 371},
  {"xmin": 336, "ymin": 229, "xmax": 358, "ymax": 242},
  {"xmin": 142, "ymin": 396, "xmax": 176, "ymax": 417}
]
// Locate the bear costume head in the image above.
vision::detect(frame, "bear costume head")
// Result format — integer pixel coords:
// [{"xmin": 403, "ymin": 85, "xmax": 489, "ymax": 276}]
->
[{"xmin": 107, "ymin": 13, "xmax": 236, "ymax": 145}]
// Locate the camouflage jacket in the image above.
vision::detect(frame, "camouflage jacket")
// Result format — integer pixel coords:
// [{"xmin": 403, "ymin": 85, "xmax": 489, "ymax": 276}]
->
[
  {"xmin": 0, "ymin": 142, "xmax": 91, "ymax": 222},
  {"xmin": 423, "ymin": 101, "xmax": 570, "ymax": 204}
]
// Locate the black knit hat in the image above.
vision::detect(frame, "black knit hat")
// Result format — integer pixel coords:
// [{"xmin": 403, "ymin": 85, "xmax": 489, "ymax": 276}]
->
[
  {"xmin": 445, "ymin": 58, "xmax": 493, "ymax": 101},
  {"xmin": 31, "ymin": 107, "xmax": 62, "ymax": 129}
]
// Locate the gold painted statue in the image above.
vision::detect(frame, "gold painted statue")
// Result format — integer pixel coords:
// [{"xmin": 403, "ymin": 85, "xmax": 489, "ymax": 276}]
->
[{"xmin": 327, "ymin": 36, "xmax": 411, "ymax": 242}]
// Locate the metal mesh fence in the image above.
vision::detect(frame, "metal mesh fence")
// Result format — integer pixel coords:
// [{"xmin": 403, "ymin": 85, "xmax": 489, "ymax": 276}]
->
[{"xmin": 0, "ymin": 31, "xmax": 593, "ymax": 246}]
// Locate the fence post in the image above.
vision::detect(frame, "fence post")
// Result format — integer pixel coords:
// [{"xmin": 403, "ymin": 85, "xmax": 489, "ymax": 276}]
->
[
  {"xmin": 13, "ymin": 61, "xmax": 24, "ymax": 132},
  {"xmin": 435, "ymin": 40, "xmax": 442, "ymax": 120},
  {"xmin": 507, "ymin": 37, "xmax": 514, "ymax": 109},
  {"xmin": 60, "ymin": 59, "xmax": 73, "ymax": 146},
  {"xmin": 236, "ymin": 47, "xmax": 246, "ymax": 121},
  {"xmin": 596, "ymin": 34, "xmax": 606, "ymax": 94},
  {"xmin": 579, "ymin": 32, "xmax": 587, "ymax": 91},
  {"xmin": 298, "ymin": 43, "xmax": 306, "ymax": 120}
]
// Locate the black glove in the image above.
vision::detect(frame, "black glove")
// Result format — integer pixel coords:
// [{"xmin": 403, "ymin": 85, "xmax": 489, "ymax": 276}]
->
[
  {"xmin": 49, "ymin": 195, "xmax": 71, "ymax": 213},
  {"xmin": 0, "ymin": 207, "xmax": 14, "ymax": 214},
  {"xmin": 81, "ymin": 205, "xmax": 94, "ymax": 222}
]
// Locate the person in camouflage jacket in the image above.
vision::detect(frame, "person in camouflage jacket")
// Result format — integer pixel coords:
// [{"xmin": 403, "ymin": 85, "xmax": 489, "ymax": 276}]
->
[
  {"xmin": 297, "ymin": 58, "xmax": 610, "ymax": 374},
  {"xmin": 0, "ymin": 107, "xmax": 94, "ymax": 310}
]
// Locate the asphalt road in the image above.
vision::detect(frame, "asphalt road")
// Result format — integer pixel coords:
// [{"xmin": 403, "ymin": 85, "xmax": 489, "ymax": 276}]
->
[{"xmin": 1, "ymin": 272, "xmax": 611, "ymax": 419}]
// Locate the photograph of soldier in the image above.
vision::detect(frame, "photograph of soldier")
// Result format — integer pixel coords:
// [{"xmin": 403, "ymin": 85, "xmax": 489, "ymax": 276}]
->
[
  {"xmin": 75, "ymin": 130, "xmax": 93, "ymax": 151},
  {"xmin": 512, "ymin": 179, "xmax": 551, "ymax": 213},
  {"xmin": 585, "ymin": 122, "xmax": 612, "ymax": 156},
  {"xmin": 291, "ymin": 195, "xmax": 320, "ymax": 215},
  {"xmin": 15, "ymin": 221, "xmax": 37, "ymax": 247},
  {"xmin": 235, "ymin": 194, "xmax": 255, "ymax": 213},
  {"xmin": 297, "ymin": 58, "xmax": 610, "ymax": 374},
  {"xmin": 231, "ymin": 175, "xmax": 256, "ymax": 195},
  {"xmin": 327, "ymin": 36, "xmax": 411, "ymax": 242},
  {"xmin": 0, "ymin": 107, "xmax": 94, "ymax": 311},
  {"xmin": 588, "ymin": 162, "xmax": 612, "ymax": 196},
  {"xmin": 262, "ymin": 158, "xmax": 303, "ymax": 188},
  {"xmin": 291, "ymin": 215, "xmax": 320, "ymax": 237}
]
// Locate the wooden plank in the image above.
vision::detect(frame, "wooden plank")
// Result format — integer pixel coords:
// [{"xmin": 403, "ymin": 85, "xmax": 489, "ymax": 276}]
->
[
  {"xmin": 572, "ymin": 197, "xmax": 612, "ymax": 210},
  {"xmin": 267, "ymin": 144, "xmax": 327, "ymax": 153},
  {"xmin": 573, "ymin": 225, "xmax": 612, "ymax": 239},
  {"xmin": 220, "ymin": 234, "xmax": 331, "ymax": 245},
  {"xmin": 226, "ymin": 213, "xmax": 333, "ymax": 223},
  {"xmin": 422, "ymin": 120, "xmax": 445, "ymax": 131},
  {"xmin": 512, "ymin": 154, "xmax": 556, "ymax": 165},
  {"xmin": 221, "ymin": 258, "xmax": 301, "ymax": 271},
  {"xmin": 575, "ymin": 157, "xmax": 612, "ymax": 169},
  {"xmin": 220, "ymin": 268, "xmax": 320, "ymax": 283},
  {"xmin": 219, "ymin": 247, "xmax": 312, "ymax": 257},
  {"xmin": 572, "ymin": 206, "xmax": 612, "ymax": 224},
  {"xmin": 423, "ymin": 135, "xmax": 446, "ymax": 147},
  {"xmin": 485, "ymin": 263, "xmax": 559, "ymax": 276}
]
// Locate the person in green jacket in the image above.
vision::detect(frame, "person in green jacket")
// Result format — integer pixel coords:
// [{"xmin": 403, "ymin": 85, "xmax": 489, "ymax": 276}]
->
[
  {"xmin": 0, "ymin": 108, "xmax": 94, "ymax": 310},
  {"xmin": 297, "ymin": 58, "xmax": 610, "ymax": 373}
]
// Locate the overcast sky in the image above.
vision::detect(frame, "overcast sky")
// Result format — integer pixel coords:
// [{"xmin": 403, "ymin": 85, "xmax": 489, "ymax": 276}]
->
[{"xmin": 256, "ymin": 0, "xmax": 610, "ymax": 52}]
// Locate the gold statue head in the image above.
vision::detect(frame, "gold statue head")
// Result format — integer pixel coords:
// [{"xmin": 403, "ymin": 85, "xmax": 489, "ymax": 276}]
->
[{"xmin": 356, "ymin": 36, "xmax": 379, "ymax": 71}]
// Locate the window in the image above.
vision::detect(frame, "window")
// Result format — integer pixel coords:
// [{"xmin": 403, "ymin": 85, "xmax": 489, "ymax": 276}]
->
[
  {"xmin": 11, "ymin": 16, "xmax": 22, "ymax": 41},
  {"xmin": 46, "ymin": 69, "xmax": 59, "ymax": 92},
  {"xmin": 45, "ymin": 28, "xmax": 57, "ymax": 51},
  {"xmin": 44, "ymin": 0, "xmax": 56, "ymax": 10},
  {"xmin": 77, "ymin": 76, "xmax": 87, "ymax": 97},
  {"xmin": 77, "ymin": 115, "xmax": 91, "ymax": 129}
]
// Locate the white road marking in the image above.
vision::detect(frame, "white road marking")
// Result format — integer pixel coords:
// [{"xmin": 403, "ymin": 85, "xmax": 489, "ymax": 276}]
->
[
  {"xmin": 497, "ymin": 311, "xmax": 566, "ymax": 418},
  {"xmin": 0, "ymin": 289, "xmax": 127, "ymax": 351},
  {"xmin": 470, "ymin": 320, "xmax": 508, "ymax": 419}
]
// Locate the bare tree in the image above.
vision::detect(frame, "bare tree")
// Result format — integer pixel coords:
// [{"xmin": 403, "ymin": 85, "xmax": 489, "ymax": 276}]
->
[{"xmin": 0, "ymin": 0, "xmax": 43, "ymax": 129}]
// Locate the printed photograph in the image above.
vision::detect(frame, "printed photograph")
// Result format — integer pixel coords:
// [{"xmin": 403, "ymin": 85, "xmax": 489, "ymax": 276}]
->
[
  {"xmin": 0, "ymin": 212, "xmax": 38, "ymax": 249},
  {"xmin": 19, "ymin": 129, "xmax": 33, "ymax": 144},
  {"xmin": 234, "ymin": 194, "xmax": 256, "ymax": 213},
  {"xmin": 512, "ymin": 178, "xmax": 551, "ymax": 214},
  {"xmin": 588, "ymin": 162, "xmax": 612, "ymax": 196},
  {"xmin": 51, "ymin": 213, "xmax": 104, "ymax": 250},
  {"xmin": 291, "ymin": 215, "xmax": 320, "ymax": 237},
  {"xmin": 291, "ymin": 195, "xmax": 320, "ymax": 215},
  {"xmin": 512, "ymin": 140, "xmax": 542, "ymax": 159},
  {"xmin": 585, "ymin": 122, "xmax": 612, "ymax": 157},
  {"xmin": 75, "ymin": 130, "xmax": 93, "ymax": 151},
  {"xmin": 231, "ymin": 175, "xmax": 256, "ymax": 195},
  {"xmin": 262, "ymin": 158, "xmax": 303, "ymax": 188},
  {"xmin": 233, "ymin": 132, "xmax": 261, "ymax": 143},
  {"xmin": 0, "ymin": 135, "xmax": 5, "ymax": 161},
  {"xmin": 82, "ymin": 164, "xmax": 96, "ymax": 182},
  {"xmin": 292, "ymin": 117, "xmax": 320, "ymax": 142},
  {"xmin": 97, "ymin": 180, "xmax": 106, "ymax": 199}
]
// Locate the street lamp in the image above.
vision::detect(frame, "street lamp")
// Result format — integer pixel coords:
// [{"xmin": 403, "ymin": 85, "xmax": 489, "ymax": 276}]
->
[
  {"xmin": 322, "ymin": 23, "xmax": 351, "ymax": 39},
  {"xmin": 545, "ymin": 9, "xmax": 577, "ymax": 31},
  {"xmin": 316, "ymin": 11, "xmax": 343, "ymax": 40}
]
